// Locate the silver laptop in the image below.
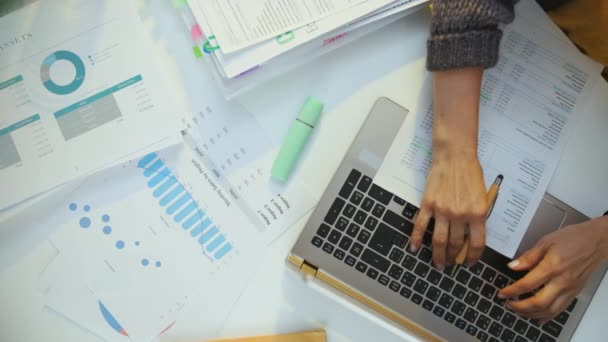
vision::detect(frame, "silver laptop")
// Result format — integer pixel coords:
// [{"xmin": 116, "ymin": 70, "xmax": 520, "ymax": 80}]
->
[{"xmin": 288, "ymin": 97, "xmax": 608, "ymax": 342}]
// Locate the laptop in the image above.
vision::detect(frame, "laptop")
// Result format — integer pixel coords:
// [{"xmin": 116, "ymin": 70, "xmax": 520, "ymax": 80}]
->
[{"xmin": 288, "ymin": 98, "xmax": 608, "ymax": 342}]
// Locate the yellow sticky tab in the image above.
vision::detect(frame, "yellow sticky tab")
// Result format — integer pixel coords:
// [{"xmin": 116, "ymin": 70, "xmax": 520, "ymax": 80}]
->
[{"xmin": 171, "ymin": 0, "xmax": 187, "ymax": 9}]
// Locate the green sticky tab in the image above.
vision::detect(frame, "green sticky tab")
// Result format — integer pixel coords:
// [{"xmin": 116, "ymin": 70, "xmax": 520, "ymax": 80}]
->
[
  {"xmin": 171, "ymin": 0, "xmax": 187, "ymax": 9},
  {"xmin": 192, "ymin": 46, "xmax": 203, "ymax": 58}
]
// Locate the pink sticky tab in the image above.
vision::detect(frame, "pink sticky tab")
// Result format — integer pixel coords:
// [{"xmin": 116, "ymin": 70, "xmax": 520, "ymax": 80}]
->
[{"xmin": 191, "ymin": 25, "xmax": 203, "ymax": 41}]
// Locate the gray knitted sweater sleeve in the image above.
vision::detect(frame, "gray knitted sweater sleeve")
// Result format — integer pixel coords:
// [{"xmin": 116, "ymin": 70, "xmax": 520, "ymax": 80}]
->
[{"xmin": 427, "ymin": 0, "xmax": 519, "ymax": 70}]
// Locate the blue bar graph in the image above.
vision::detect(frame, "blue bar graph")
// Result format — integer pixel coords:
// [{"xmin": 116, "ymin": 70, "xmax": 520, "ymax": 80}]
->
[
  {"xmin": 214, "ymin": 243, "xmax": 232, "ymax": 260},
  {"xmin": 137, "ymin": 154, "xmax": 233, "ymax": 261},
  {"xmin": 206, "ymin": 234, "xmax": 225, "ymax": 252},
  {"xmin": 199, "ymin": 226, "xmax": 218, "ymax": 245},
  {"xmin": 183, "ymin": 210, "xmax": 205, "ymax": 229},
  {"xmin": 174, "ymin": 201, "xmax": 198, "ymax": 223}
]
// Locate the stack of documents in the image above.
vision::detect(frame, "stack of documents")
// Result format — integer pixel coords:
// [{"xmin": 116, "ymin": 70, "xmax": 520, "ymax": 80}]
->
[{"xmin": 181, "ymin": 0, "xmax": 428, "ymax": 98}]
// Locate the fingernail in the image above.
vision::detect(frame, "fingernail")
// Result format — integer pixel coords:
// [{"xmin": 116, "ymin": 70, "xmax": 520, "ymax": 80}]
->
[
  {"xmin": 409, "ymin": 244, "xmax": 418, "ymax": 253},
  {"xmin": 498, "ymin": 293, "xmax": 506, "ymax": 299},
  {"xmin": 508, "ymin": 259, "xmax": 519, "ymax": 269},
  {"xmin": 436, "ymin": 264, "xmax": 445, "ymax": 271}
]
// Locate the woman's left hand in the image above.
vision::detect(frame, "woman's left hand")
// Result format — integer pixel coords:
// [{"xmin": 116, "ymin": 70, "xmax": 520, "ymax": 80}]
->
[{"xmin": 498, "ymin": 216, "xmax": 608, "ymax": 323}]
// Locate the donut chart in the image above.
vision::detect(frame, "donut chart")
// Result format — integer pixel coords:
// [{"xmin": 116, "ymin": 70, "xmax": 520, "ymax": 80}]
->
[{"xmin": 40, "ymin": 50, "xmax": 85, "ymax": 95}]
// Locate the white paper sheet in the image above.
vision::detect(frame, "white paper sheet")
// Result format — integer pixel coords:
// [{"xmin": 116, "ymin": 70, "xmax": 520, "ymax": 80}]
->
[
  {"xmin": 374, "ymin": 14, "xmax": 602, "ymax": 257},
  {"xmin": 0, "ymin": 0, "xmax": 180, "ymax": 209},
  {"xmin": 199, "ymin": 0, "xmax": 368, "ymax": 53}
]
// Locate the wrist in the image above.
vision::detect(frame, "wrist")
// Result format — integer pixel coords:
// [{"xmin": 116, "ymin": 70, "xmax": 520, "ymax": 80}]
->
[{"xmin": 594, "ymin": 215, "xmax": 608, "ymax": 261}]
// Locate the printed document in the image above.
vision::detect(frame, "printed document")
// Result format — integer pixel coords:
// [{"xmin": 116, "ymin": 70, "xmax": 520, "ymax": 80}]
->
[
  {"xmin": 0, "ymin": 0, "xmax": 180, "ymax": 209},
  {"xmin": 199, "ymin": 0, "xmax": 366, "ymax": 53},
  {"xmin": 374, "ymin": 14, "xmax": 602, "ymax": 257}
]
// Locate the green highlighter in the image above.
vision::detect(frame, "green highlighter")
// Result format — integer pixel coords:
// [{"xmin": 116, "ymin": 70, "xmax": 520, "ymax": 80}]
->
[{"xmin": 271, "ymin": 97, "xmax": 324, "ymax": 182}]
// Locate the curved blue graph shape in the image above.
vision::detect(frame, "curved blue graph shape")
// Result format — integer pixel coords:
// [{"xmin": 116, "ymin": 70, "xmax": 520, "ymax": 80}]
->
[
  {"xmin": 40, "ymin": 50, "xmax": 85, "ymax": 95},
  {"xmin": 98, "ymin": 300, "xmax": 128, "ymax": 336}
]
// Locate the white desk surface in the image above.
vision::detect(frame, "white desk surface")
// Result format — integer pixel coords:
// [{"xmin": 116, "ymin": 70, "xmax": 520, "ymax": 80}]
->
[{"xmin": 1, "ymin": 1, "xmax": 607, "ymax": 341}]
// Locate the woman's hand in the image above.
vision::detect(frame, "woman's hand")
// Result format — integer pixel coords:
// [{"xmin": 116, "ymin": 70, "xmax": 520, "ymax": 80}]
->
[
  {"xmin": 410, "ymin": 68, "xmax": 488, "ymax": 269},
  {"xmin": 499, "ymin": 216, "xmax": 608, "ymax": 323}
]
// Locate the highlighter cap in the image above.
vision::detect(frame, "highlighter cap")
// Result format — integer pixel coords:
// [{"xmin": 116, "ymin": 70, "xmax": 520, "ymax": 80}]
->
[{"xmin": 297, "ymin": 97, "xmax": 324, "ymax": 126}]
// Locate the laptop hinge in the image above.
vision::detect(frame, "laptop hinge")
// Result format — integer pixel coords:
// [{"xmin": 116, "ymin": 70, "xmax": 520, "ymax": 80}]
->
[{"xmin": 300, "ymin": 259, "xmax": 319, "ymax": 277}]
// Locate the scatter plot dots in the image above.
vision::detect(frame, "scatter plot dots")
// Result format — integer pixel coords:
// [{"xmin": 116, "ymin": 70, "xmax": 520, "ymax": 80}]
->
[
  {"xmin": 115, "ymin": 240, "xmax": 125, "ymax": 249},
  {"xmin": 141, "ymin": 258, "xmax": 149, "ymax": 266},
  {"xmin": 69, "ymin": 203, "xmax": 77, "ymax": 211},
  {"xmin": 155, "ymin": 261, "xmax": 161, "ymax": 268},
  {"xmin": 102, "ymin": 214, "xmax": 110, "ymax": 222},
  {"xmin": 84, "ymin": 205, "xmax": 91, "ymax": 212},
  {"xmin": 79, "ymin": 217, "xmax": 91, "ymax": 228},
  {"xmin": 103, "ymin": 226, "xmax": 112, "ymax": 235}
]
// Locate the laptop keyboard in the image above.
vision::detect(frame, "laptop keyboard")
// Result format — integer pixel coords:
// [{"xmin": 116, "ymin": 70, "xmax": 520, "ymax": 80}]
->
[{"xmin": 311, "ymin": 169, "xmax": 578, "ymax": 342}]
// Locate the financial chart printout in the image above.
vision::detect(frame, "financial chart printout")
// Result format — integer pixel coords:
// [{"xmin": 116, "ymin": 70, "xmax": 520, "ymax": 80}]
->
[
  {"xmin": 375, "ymin": 15, "xmax": 601, "ymax": 257},
  {"xmin": 0, "ymin": 0, "xmax": 179, "ymax": 209}
]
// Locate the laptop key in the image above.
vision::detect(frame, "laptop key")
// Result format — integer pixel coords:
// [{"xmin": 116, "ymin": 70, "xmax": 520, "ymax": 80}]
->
[
  {"xmin": 495, "ymin": 274, "xmax": 510, "ymax": 289},
  {"xmin": 566, "ymin": 298, "xmax": 577, "ymax": 312},
  {"xmin": 465, "ymin": 291, "xmax": 480, "ymax": 306},
  {"xmin": 369, "ymin": 223, "xmax": 396, "ymax": 256},
  {"xmin": 402, "ymin": 203, "xmax": 418, "ymax": 219},
  {"xmin": 456, "ymin": 269, "xmax": 472, "ymax": 285},
  {"xmin": 361, "ymin": 248, "xmax": 391, "ymax": 273},
  {"xmin": 514, "ymin": 319, "xmax": 528, "ymax": 335},
  {"xmin": 502, "ymin": 312, "xmax": 517, "ymax": 328},
  {"xmin": 427, "ymin": 269, "xmax": 442, "ymax": 285},
  {"xmin": 494, "ymin": 292, "xmax": 507, "ymax": 306},
  {"xmin": 328, "ymin": 230, "xmax": 342, "ymax": 244},
  {"xmin": 333, "ymin": 249, "xmax": 345, "ymax": 260},
  {"xmin": 389, "ymin": 264, "xmax": 404, "ymax": 280},
  {"xmin": 414, "ymin": 279, "xmax": 429, "ymax": 295},
  {"xmin": 469, "ymin": 262, "xmax": 484, "ymax": 276},
  {"xmin": 322, "ymin": 242, "xmax": 334, "ymax": 254},
  {"xmin": 412, "ymin": 293, "xmax": 423, "ymax": 305},
  {"xmin": 400, "ymin": 286, "xmax": 412, "ymax": 299},
  {"xmin": 350, "ymin": 191, "xmax": 364, "ymax": 206},
  {"xmin": 477, "ymin": 298, "xmax": 492, "ymax": 314},
  {"xmin": 426, "ymin": 286, "xmax": 441, "ymax": 301},
  {"xmin": 383, "ymin": 210, "xmax": 414, "ymax": 236},
  {"xmin": 339, "ymin": 236, "xmax": 353, "ymax": 250},
  {"xmin": 402, "ymin": 255, "xmax": 417, "ymax": 270},
  {"xmin": 378, "ymin": 274, "xmax": 390, "ymax": 286},
  {"xmin": 489, "ymin": 321, "xmax": 504, "ymax": 337},
  {"xmin": 539, "ymin": 333, "xmax": 555, "ymax": 342},
  {"xmin": 343, "ymin": 204, "xmax": 356, "ymax": 218},
  {"xmin": 354, "ymin": 210, "xmax": 367, "ymax": 225},
  {"xmin": 433, "ymin": 305, "xmax": 445, "ymax": 318},
  {"xmin": 311, "ymin": 236, "xmax": 323, "ymax": 247},
  {"xmin": 339, "ymin": 169, "xmax": 361, "ymax": 199},
  {"xmin": 336, "ymin": 217, "xmax": 349, "ymax": 231},
  {"xmin": 366, "ymin": 267, "xmax": 379, "ymax": 280},
  {"xmin": 477, "ymin": 331, "xmax": 489, "ymax": 342},
  {"xmin": 555, "ymin": 311, "xmax": 569, "ymax": 325},
  {"xmin": 393, "ymin": 196, "xmax": 406, "ymax": 205},
  {"xmin": 526, "ymin": 327, "xmax": 541, "ymax": 341},
  {"xmin": 389, "ymin": 248, "xmax": 405, "ymax": 263},
  {"xmin": 364, "ymin": 216, "xmax": 378, "ymax": 231},
  {"xmin": 369, "ymin": 184, "xmax": 393, "ymax": 205},
  {"xmin": 451, "ymin": 300, "xmax": 466, "ymax": 316},
  {"xmin": 481, "ymin": 283, "xmax": 496, "ymax": 299},
  {"xmin": 350, "ymin": 242, "xmax": 363, "ymax": 257},
  {"xmin": 324, "ymin": 198, "xmax": 345, "ymax": 225},
  {"xmin": 357, "ymin": 230, "xmax": 371, "ymax": 244},
  {"xmin": 452, "ymin": 284, "xmax": 467, "ymax": 300},
  {"xmin": 422, "ymin": 299, "xmax": 434, "ymax": 311},
  {"xmin": 372, "ymin": 203, "xmax": 386, "ymax": 218},
  {"xmin": 419, "ymin": 247, "xmax": 433, "ymax": 263},
  {"xmin": 468, "ymin": 276, "xmax": 484, "ymax": 292},
  {"xmin": 345, "ymin": 255, "xmax": 356, "ymax": 267},
  {"xmin": 500, "ymin": 328, "xmax": 516, "ymax": 342},
  {"xmin": 482, "ymin": 267, "xmax": 497, "ymax": 283},
  {"xmin": 439, "ymin": 293, "xmax": 453, "ymax": 309},
  {"xmin": 439, "ymin": 277, "xmax": 455, "ymax": 292},
  {"xmin": 464, "ymin": 307, "xmax": 478, "ymax": 323},
  {"xmin": 401, "ymin": 271, "xmax": 416, "ymax": 287},
  {"xmin": 361, "ymin": 197, "xmax": 374, "ymax": 212},
  {"xmin": 317, "ymin": 224, "xmax": 330, "ymax": 238},
  {"xmin": 466, "ymin": 324, "xmax": 478, "ymax": 336},
  {"xmin": 541, "ymin": 321, "xmax": 562, "ymax": 338},
  {"xmin": 455, "ymin": 318, "xmax": 467, "ymax": 330},
  {"xmin": 444, "ymin": 312, "xmax": 456, "ymax": 323},
  {"xmin": 476, "ymin": 314, "xmax": 491, "ymax": 330},
  {"xmin": 391, "ymin": 232, "xmax": 407, "ymax": 248},
  {"xmin": 346, "ymin": 223, "xmax": 360, "ymax": 238},
  {"xmin": 414, "ymin": 263, "xmax": 430, "ymax": 278},
  {"xmin": 490, "ymin": 305, "xmax": 505, "ymax": 321},
  {"xmin": 357, "ymin": 175, "xmax": 372, "ymax": 193},
  {"xmin": 515, "ymin": 337, "xmax": 527, "ymax": 342},
  {"xmin": 355, "ymin": 261, "xmax": 367, "ymax": 273}
]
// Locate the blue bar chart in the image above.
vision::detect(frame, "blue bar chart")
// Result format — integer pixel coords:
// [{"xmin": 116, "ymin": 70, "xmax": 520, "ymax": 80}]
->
[{"xmin": 137, "ymin": 152, "xmax": 232, "ymax": 260}]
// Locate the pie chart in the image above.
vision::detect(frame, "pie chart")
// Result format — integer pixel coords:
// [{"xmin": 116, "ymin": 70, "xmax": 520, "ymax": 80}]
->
[{"xmin": 40, "ymin": 50, "xmax": 85, "ymax": 95}]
